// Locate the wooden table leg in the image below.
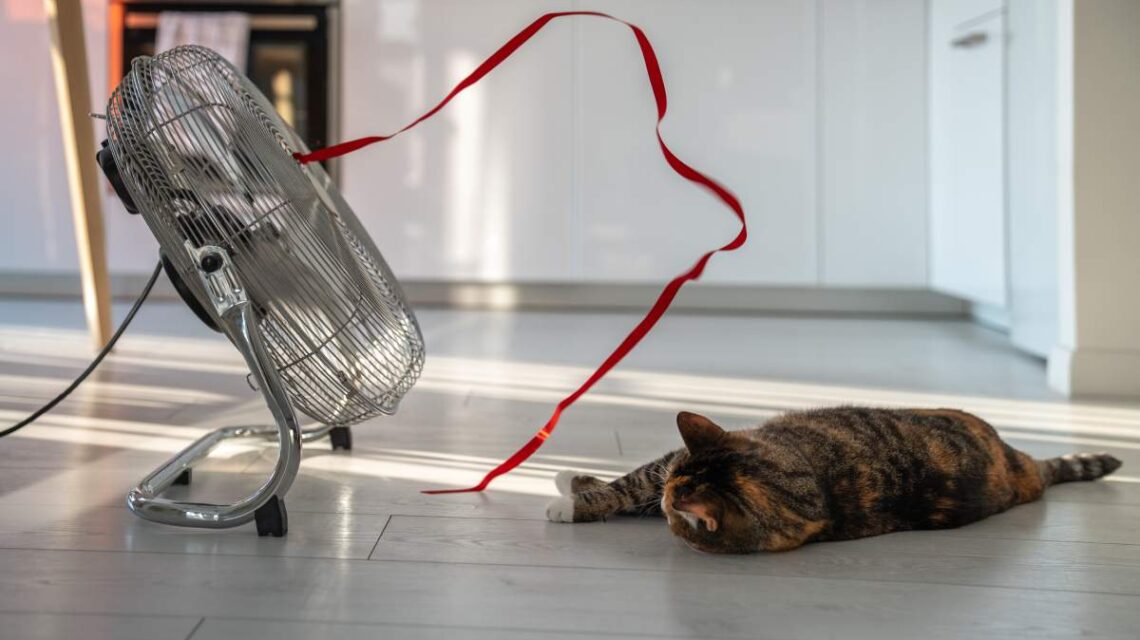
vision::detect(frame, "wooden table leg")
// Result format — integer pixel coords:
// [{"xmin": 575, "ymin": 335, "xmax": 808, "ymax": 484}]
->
[{"xmin": 44, "ymin": 0, "xmax": 113, "ymax": 350}]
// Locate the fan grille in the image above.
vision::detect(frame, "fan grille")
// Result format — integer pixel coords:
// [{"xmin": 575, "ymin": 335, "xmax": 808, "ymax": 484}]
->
[{"xmin": 105, "ymin": 46, "xmax": 424, "ymax": 425}]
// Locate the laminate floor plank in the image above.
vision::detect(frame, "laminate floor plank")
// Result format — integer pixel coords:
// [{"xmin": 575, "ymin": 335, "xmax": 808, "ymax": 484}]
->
[
  {"xmin": 373, "ymin": 514, "xmax": 1140, "ymax": 595},
  {"xmin": 1, "ymin": 548, "xmax": 1138, "ymax": 640},
  {"xmin": 0, "ymin": 611, "xmax": 200, "ymax": 640}
]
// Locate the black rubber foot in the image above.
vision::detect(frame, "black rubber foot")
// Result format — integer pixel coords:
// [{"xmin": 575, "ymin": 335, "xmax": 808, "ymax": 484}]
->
[
  {"xmin": 255, "ymin": 495, "xmax": 288, "ymax": 537},
  {"xmin": 329, "ymin": 426, "xmax": 352, "ymax": 451},
  {"xmin": 173, "ymin": 469, "xmax": 192, "ymax": 486}
]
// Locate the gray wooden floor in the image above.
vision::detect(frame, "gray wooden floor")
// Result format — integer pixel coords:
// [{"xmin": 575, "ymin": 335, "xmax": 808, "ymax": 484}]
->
[{"xmin": 1, "ymin": 300, "xmax": 1139, "ymax": 639}]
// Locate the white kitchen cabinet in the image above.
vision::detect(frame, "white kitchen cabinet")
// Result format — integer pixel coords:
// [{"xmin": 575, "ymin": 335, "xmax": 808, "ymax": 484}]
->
[
  {"xmin": 938, "ymin": 0, "xmax": 1004, "ymax": 28},
  {"xmin": 1006, "ymin": 0, "xmax": 1059, "ymax": 357},
  {"xmin": 295, "ymin": 1, "xmax": 929, "ymax": 289},
  {"xmin": 929, "ymin": 2, "xmax": 1008, "ymax": 307},
  {"xmin": 576, "ymin": 0, "xmax": 818, "ymax": 285},
  {"xmin": 1, "ymin": 0, "xmax": 940, "ymax": 294},
  {"xmin": 820, "ymin": 0, "xmax": 928, "ymax": 286},
  {"xmin": 341, "ymin": 0, "xmax": 577, "ymax": 282}
]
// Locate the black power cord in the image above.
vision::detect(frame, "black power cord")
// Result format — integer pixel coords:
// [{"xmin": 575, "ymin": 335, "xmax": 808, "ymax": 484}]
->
[{"xmin": 0, "ymin": 260, "xmax": 163, "ymax": 438}]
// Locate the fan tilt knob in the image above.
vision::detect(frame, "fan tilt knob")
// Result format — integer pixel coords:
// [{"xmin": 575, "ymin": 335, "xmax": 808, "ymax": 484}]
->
[{"xmin": 200, "ymin": 252, "xmax": 225, "ymax": 273}]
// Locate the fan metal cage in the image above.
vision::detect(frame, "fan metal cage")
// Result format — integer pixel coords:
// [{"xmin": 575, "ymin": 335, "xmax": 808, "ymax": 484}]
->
[{"xmin": 105, "ymin": 45, "xmax": 424, "ymax": 426}]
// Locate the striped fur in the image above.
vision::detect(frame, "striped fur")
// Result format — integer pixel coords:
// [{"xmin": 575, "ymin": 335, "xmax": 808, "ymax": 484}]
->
[{"xmin": 548, "ymin": 408, "xmax": 1122, "ymax": 553}]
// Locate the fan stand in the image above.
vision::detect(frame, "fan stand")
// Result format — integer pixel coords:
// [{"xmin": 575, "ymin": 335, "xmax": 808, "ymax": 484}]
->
[{"xmin": 126, "ymin": 246, "xmax": 345, "ymax": 536}]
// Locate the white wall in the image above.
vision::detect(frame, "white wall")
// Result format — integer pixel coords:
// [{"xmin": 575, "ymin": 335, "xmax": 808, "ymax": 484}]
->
[
  {"xmin": 0, "ymin": 0, "xmax": 929, "ymax": 289},
  {"xmin": 0, "ymin": 0, "xmax": 155, "ymax": 276},
  {"xmin": 1049, "ymin": 0, "xmax": 1140, "ymax": 397}
]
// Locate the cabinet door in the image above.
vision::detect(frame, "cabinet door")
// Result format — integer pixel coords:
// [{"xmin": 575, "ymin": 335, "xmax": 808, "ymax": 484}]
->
[
  {"xmin": 820, "ymin": 0, "xmax": 928, "ymax": 286},
  {"xmin": 1006, "ymin": 0, "xmax": 1058, "ymax": 357},
  {"xmin": 929, "ymin": 8, "xmax": 1007, "ymax": 306},
  {"xmin": 340, "ymin": 0, "xmax": 576, "ymax": 282},
  {"xmin": 577, "ymin": 0, "xmax": 818, "ymax": 285}
]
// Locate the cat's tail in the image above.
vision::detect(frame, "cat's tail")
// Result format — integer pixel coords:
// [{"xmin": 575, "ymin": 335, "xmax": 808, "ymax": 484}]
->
[{"xmin": 1038, "ymin": 452, "xmax": 1122, "ymax": 486}]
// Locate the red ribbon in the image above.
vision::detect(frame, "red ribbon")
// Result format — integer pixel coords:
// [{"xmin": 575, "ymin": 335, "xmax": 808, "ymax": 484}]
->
[{"xmin": 294, "ymin": 11, "xmax": 747, "ymax": 494}]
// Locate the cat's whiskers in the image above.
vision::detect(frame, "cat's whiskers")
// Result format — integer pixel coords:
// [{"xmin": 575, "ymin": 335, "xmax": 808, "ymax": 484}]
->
[{"xmin": 627, "ymin": 496, "xmax": 664, "ymax": 516}]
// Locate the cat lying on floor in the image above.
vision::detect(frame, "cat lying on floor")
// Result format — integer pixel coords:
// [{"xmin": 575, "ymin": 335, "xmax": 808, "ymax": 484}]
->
[{"xmin": 546, "ymin": 408, "xmax": 1121, "ymax": 553}]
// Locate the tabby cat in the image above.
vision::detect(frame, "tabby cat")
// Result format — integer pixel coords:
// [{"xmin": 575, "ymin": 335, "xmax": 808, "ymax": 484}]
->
[{"xmin": 546, "ymin": 408, "xmax": 1121, "ymax": 553}]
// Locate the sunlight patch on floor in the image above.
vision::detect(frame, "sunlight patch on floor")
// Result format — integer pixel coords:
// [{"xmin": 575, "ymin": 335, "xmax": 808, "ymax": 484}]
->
[
  {"xmin": 5, "ymin": 324, "xmax": 1140, "ymax": 499},
  {"xmin": 299, "ymin": 452, "xmax": 563, "ymax": 497}
]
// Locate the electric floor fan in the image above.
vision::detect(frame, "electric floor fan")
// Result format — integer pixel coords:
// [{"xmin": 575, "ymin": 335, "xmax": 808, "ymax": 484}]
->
[{"xmin": 96, "ymin": 46, "xmax": 425, "ymax": 536}]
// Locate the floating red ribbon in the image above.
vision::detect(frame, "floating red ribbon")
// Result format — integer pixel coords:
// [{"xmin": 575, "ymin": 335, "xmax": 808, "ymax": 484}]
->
[{"xmin": 294, "ymin": 11, "xmax": 747, "ymax": 494}]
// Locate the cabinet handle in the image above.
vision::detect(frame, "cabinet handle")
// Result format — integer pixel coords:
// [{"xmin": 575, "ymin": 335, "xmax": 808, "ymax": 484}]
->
[{"xmin": 951, "ymin": 32, "xmax": 988, "ymax": 48}]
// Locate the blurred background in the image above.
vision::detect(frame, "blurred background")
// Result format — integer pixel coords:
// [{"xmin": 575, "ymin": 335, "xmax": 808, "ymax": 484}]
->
[
  {"xmin": 2, "ymin": 3, "xmax": 1140, "ymax": 638},
  {"xmin": 0, "ymin": 0, "xmax": 1137, "ymax": 400}
]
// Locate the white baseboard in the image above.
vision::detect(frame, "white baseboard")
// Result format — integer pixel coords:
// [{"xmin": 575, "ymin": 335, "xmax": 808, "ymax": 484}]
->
[
  {"xmin": 0, "ymin": 271, "xmax": 969, "ymax": 316},
  {"xmin": 1048, "ymin": 345, "xmax": 1140, "ymax": 397},
  {"xmin": 401, "ymin": 282, "xmax": 967, "ymax": 315}
]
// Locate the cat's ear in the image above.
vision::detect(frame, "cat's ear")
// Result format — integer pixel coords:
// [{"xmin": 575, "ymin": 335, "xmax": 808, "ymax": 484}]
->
[{"xmin": 676, "ymin": 412, "xmax": 726, "ymax": 452}]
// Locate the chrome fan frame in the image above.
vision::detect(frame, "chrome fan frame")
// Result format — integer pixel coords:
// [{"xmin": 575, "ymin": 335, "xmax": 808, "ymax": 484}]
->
[{"xmin": 101, "ymin": 46, "xmax": 424, "ymax": 535}]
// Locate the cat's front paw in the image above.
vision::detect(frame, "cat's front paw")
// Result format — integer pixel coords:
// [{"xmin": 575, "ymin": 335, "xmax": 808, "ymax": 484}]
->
[
  {"xmin": 553, "ymin": 469, "xmax": 607, "ymax": 496},
  {"xmin": 554, "ymin": 469, "xmax": 579, "ymax": 496},
  {"xmin": 545, "ymin": 496, "xmax": 576, "ymax": 523}
]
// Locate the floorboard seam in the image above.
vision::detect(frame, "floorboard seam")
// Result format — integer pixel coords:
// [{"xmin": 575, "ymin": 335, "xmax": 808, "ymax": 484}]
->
[
  {"xmin": 0, "ymin": 609, "xmax": 200, "ymax": 621},
  {"xmin": 0, "ymin": 545, "xmax": 1113, "ymax": 599},
  {"xmin": 367, "ymin": 515, "xmax": 393, "ymax": 560},
  {"xmin": 386, "ymin": 513, "xmax": 558, "ymax": 523},
  {"xmin": 187, "ymin": 615, "xmax": 726, "ymax": 639},
  {"xmin": 183, "ymin": 617, "xmax": 206, "ymax": 640},
  {"xmin": 354, "ymin": 556, "xmax": 1140, "ymax": 596},
  {"xmin": 944, "ymin": 532, "xmax": 1140, "ymax": 547}
]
